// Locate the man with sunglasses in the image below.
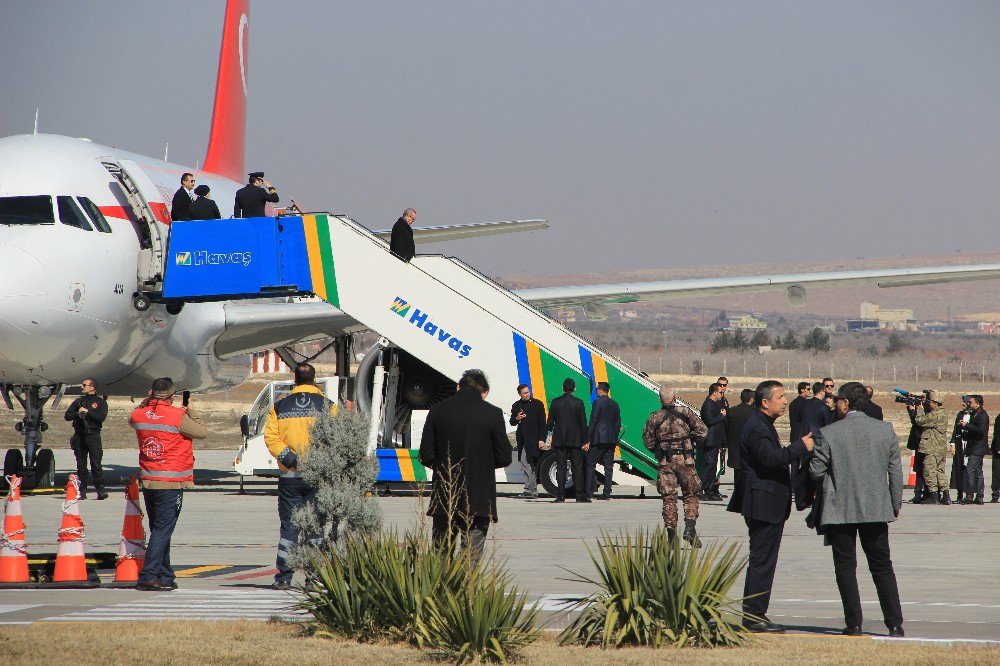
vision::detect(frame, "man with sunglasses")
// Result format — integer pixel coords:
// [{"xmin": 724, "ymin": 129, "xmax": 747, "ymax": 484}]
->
[
  {"xmin": 170, "ymin": 173, "xmax": 195, "ymax": 221},
  {"xmin": 64, "ymin": 378, "xmax": 108, "ymax": 500}
]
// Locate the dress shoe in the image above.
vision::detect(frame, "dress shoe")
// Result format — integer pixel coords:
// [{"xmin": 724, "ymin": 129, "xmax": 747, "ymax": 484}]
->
[
  {"xmin": 992, "ymin": 495, "xmax": 1000, "ymax": 503},
  {"xmin": 595, "ymin": 495, "xmax": 610, "ymax": 500},
  {"xmin": 136, "ymin": 581, "xmax": 173, "ymax": 592},
  {"xmin": 272, "ymin": 580, "xmax": 292, "ymax": 591},
  {"xmin": 553, "ymin": 497, "xmax": 565, "ymax": 503},
  {"xmin": 96, "ymin": 490, "xmax": 109, "ymax": 501},
  {"xmin": 841, "ymin": 626, "xmax": 863, "ymax": 636},
  {"xmin": 162, "ymin": 580, "xmax": 178, "ymax": 590},
  {"xmin": 744, "ymin": 620, "xmax": 786, "ymax": 634},
  {"xmin": 960, "ymin": 496, "xmax": 975, "ymax": 505},
  {"xmin": 888, "ymin": 625, "xmax": 904, "ymax": 638},
  {"xmin": 975, "ymin": 495, "xmax": 985, "ymax": 505},
  {"xmin": 576, "ymin": 497, "xmax": 592, "ymax": 503}
]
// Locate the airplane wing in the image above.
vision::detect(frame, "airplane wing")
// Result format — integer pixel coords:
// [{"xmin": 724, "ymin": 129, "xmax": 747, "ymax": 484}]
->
[
  {"xmin": 514, "ymin": 262, "xmax": 1000, "ymax": 318},
  {"xmin": 213, "ymin": 299, "xmax": 365, "ymax": 358},
  {"xmin": 371, "ymin": 219, "xmax": 548, "ymax": 244}
]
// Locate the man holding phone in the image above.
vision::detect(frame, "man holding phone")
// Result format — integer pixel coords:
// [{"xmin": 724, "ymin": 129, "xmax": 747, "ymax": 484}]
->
[{"xmin": 510, "ymin": 384, "xmax": 546, "ymax": 499}]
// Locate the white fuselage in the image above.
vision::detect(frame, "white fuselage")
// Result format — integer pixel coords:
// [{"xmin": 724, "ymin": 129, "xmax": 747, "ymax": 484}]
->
[{"xmin": 0, "ymin": 133, "xmax": 250, "ymax": 395}]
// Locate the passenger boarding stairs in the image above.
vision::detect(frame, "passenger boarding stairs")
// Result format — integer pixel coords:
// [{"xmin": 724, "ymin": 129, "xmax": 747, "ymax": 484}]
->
[{"xmin": 163, "ymin": 214, "xmax": 673, "ymax": 484}]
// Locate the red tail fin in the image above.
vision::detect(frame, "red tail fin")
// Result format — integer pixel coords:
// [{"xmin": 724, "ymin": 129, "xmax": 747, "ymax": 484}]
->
[{"xmin": 202, "ymin": 0, "xmax": 249, "ymax": 180}]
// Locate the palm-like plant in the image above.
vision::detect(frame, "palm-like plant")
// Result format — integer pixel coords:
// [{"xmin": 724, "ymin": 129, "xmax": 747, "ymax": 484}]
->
[{"xmin": 560, "ymin": 528, "xmax": 750, "ymax": 648}]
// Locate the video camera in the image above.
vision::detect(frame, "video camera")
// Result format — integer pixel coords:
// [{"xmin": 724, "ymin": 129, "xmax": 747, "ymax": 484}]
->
[{"xmin": 893, "ymin": 388, "xmax": 928, "ymax": 407}]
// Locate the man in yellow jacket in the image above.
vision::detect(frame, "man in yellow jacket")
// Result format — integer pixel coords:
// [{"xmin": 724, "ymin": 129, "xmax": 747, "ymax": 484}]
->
[{"xmin": 264, "ymin": 363, "xmax": 336, "ymax": 589}]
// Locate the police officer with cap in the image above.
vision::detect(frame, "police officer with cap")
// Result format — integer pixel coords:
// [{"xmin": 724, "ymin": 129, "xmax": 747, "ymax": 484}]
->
[{"xmin": 234, "ymin": 171, "xmax": 279, "ymax": 218}]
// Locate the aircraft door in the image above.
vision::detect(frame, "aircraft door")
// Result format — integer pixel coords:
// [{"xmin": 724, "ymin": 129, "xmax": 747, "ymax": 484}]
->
[{"xmin": 99, "ymin": 159, "xmax": 168, "ymax": 307}]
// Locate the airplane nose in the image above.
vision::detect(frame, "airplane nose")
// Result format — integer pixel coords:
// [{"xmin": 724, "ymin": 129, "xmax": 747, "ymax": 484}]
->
[{"xmin": 0, "ymin": 242, "xmax": 44, "ymax": 297}]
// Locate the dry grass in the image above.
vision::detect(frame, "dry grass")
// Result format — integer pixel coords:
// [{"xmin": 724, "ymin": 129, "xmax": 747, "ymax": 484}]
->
[{"xmin": 1, "ymin": 621, "xmax": 997, "ymax": 665}]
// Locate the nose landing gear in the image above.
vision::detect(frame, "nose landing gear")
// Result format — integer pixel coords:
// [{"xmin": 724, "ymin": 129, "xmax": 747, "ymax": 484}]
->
[{"xmin": 1, "ymin": 384, "xmax": 59, "ymax": 490}]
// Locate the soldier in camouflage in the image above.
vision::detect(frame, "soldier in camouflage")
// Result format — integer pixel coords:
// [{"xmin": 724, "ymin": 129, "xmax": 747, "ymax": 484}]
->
[
  {"xmin": 642, "ymin": 385, "xmax": 709, "ymax": 545},
  {"xmin": 910, "ymin": 389, "xmax": 950, "ymax": 504}
]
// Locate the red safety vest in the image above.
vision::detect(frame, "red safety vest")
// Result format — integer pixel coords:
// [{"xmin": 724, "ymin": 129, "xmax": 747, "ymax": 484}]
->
[{"xmin": 130, "ymin": 401, "xmax": 194, "ymax": 484}]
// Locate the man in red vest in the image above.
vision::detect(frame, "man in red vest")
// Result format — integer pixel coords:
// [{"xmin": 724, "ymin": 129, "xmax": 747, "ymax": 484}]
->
[{"xmin": 130, "ymin": 377, "xmax": 207, "ymax": 591}]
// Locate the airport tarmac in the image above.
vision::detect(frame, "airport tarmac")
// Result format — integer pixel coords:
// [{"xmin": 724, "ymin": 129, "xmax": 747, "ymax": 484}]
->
[{"xmin": 2, "ymin": 449, "xmax": 999, "ymax": 643}]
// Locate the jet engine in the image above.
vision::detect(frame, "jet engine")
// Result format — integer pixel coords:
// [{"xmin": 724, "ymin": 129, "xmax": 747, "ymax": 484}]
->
[{"xmin": 354, "ymin": 343, "xmax": 455, "ymax": 439}]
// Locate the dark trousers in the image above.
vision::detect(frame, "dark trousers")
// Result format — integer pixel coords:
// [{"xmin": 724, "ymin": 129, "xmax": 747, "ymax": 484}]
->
[
  {"xmin": 276, "ymin": 476, "xmax": 318, "ymax": 583},
  {"xmin": 139, "ymin": 488, "xmax": 183, "ymax": 585},
  {"xmin": 912, "ymin": 451, "xmax": 926, "ymax": 497},
  {"xmin": 555, "ymin": 447, "xmax": 586, "ymax": 499},
  {"xmin": 964, "ymin": 455, "xmax": 985, "ymax": 498},
  {"xmin": 72, "ymin": 433, "xmax": 105, "ymax": 492},
  {"xmin": 743, "ymin": 518, "xmax": 784, "ymax": 622},
  {"xmin": 825, "ymin": 522, "xmax": 903, "ymax": 629},
  {"xmin": 432, "ymin": 514, "xmax": 490, "ymax": 567},
  {"xmin": 699, "ymin": 446, "xmax": 721, "ymax": 494},
  {"xmin": 586, "ymin": 443, "xmax": 615, "ymax": 497},
  {"xmin": 992, "ymin": 456, "xmax": 1000, "ymax": 499}
]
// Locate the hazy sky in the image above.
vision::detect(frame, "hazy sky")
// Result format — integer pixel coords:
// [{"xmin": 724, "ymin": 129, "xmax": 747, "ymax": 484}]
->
[{"xmin": 3, "ymin": 1, "xmax": 999, "ymax": 276}]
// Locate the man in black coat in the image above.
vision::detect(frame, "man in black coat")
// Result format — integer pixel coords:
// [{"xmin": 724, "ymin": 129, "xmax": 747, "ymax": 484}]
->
[
  {"xmin": 510, "ymin": 384, "xmax": 547, "ymax": 499},
  {"xmin": 389, "ymin": 208, "xmax": 417, "ymax": 261},
  {"xmin": 725, "ymin": 389, "xmax": 756, "ymax": 473},
  {"xmin": 547, "ymin": 378, "xmax": 589, "ymax": 502},
  {"xmin": 189, "ymin": 185, "xmax": 222, "ymax": 220},
  {"xmin": 960, "ymin": 395, "xmax": 990, "ymax": 504},
  {"xmin": 727, "ymin": 380, "xmax": 814, "ymax": 633},
  {"xmin": 170, "ymin": 173, "xmax": 195, "ymax": 221},
  {"xmin": 586, "ymin": 382, "xmax": 621, "ymax": 500},
  {"xmin": 234, "ymin": 171, "xmax": 279, "ymax": 218},
  {"xmin": 698, "ymin": 382, "xmax": 727, "ymax": 501},
  {"xmin": 788, "ymin": 382, "xmax": 812, "ymax": 441},
  {"xmin": 991, "ymin": 413, "xmax": 1000, "ymax": 503},
  {"xmin": 950, "ymin": 396, "xmax": 972, "ymax": 503},
  {"xmin": 63, "ymin": 378, "xmax": 109, "ymax": 500},
  {"xmin": 862, "ymin": 385, "xmax": 884, "ymax": 420},
  {"xmin": 420, "ymin": 369, "xmax": 512, "ymax": 564}
]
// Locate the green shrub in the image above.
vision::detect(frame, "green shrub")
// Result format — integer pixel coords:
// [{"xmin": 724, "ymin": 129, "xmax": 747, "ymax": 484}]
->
[
  {"xmin": 296, "ymin": 530, "xmax": 540, "ymax": 661},
  {"xmin": 559, "ymin": 528, "xmax": 750, "ymax": 648},
  {"xmin": 417, "ymin": 567, "xmax": 540, "ymax": 664}
]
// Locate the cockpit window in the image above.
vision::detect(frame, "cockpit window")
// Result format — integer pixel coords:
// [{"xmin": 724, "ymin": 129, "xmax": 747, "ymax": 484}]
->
[
  {"xmin": 0, "ymin": 195, "xmax": 54, "ymax": 225},
  {"xmin": 57, "ymin": 196, "xmax": 94, "ymax": 231},
  {"xmin": 78, "ymin": 196, "xmax": 113, "ymax": 233}
]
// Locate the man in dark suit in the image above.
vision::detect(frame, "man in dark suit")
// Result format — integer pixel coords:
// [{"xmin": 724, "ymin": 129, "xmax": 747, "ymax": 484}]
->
[
  {"xmin": 727, "ymin": 380, "xmax": 814, "ymax": 633},
  {"xmin": 725, "ymin": 389, "xmax": 756, "ymax": 474},
  {"xmin": 389, "ymin": 207, "xmax": 417, "ymax": 261},
  {"xmin": 170, "ymin": 172, "xmax": 195, "ymax": 221},
  {"xmin": 189, "ymin": 185, "xmax": 222, "ymax": 219},
  {"xmin": 420, "ymin": 369, "xmax": 511, "ymax": 565},
  {"xmin": 586, "ymin": 381, "xmax": 621, "ymax": 500},
  {"xmin": 510, "ymin": 384, "xmax": 546, "ymax": 499},
  {"xmin": 991, "ymin": 413, "xmax": 1000, "ymax": 502},
  {"xmin": 698, "ymin": 383, "xmax": 727, "ymax": 501},
  {"xmin": 810, "ymin": 382, "xmax": 904, "ymax": 638},
  {"xmin": 547, "ymin": 378, "xmax": 589, "ymax": 503},
  {"xmin": 862, "ymin": 385, "xmax": 884, "ymax": 420},
  {"xmin": 234, "ymin": 171, "xmax": 279, "ymax": 218},
  {"xmin": 788, "ymin": 382, "xmax": 812, "ymax": 440},
  {"xmin": 961, "ymin": 395, "xmax": 990, "ymax": 504}
]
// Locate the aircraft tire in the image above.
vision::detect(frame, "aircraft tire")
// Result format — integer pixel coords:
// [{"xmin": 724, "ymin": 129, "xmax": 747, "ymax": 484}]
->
[
  {"xmin": 3, "ymin": 448, "xmax": 23, "ymax": 480},
  {"xmin": 34, "ymin": 449, "xmax": 55, "ymax": 488}
]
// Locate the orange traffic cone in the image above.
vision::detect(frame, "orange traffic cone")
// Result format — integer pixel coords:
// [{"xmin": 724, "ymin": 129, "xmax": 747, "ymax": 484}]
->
[
  {"xmin": 0, "ymin": 475, "xmax": 30, "ymax": 584},
  {"xmin": 114, "ymin": 476, "xmax": 146, "ymax": 583},
  {"xmin": 905, "ymin": 454, "xmax": 917, "ymax": 489},
  {"xmin": 53, "ymin": 474, "xmax": 89, "ymax": 584}
]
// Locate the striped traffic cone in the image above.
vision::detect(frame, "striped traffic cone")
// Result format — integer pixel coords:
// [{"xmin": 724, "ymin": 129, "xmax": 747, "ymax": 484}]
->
[
  {"xmin": 53, "ymin": 474, "xmax": 89, "ymax": 584},
  {"xmin": 905, "ymin": 454, "xmax": 917, "ymax": 489},
  {"xmin": 0, "ymin": 475, "xmax": 30, "ymax": 584},
  {"xmin": 114, "ymin": 476, "xmax": 146, "ymax": 583}
]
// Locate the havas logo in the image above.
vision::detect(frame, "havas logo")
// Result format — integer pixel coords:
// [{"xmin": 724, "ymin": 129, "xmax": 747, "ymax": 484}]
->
[
  {"xmin": 175, "ymin": 250, "xmax": 253, "ymax": 267},
  {"xmin": 390, "ymin": 296, "xmax": 472, "ymax": 359}
]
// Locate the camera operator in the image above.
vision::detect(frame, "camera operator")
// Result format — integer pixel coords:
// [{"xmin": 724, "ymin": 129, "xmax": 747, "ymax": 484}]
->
[
  {"xmin": 909, "ymin": 390, "xmax": 949, "ymax": 505},
  {"xmin": 960, "ymin": 396, "xmax": 989, "ymax": 505},
  {"xmin": 64, "ymin": 378, "xmax": 108, "ymax": 500}
]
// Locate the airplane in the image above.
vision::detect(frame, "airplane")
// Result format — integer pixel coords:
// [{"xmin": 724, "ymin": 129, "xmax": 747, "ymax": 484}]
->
[{"xmin": 2, "ymin": 0, "xmax": 999, "ymax": 484}]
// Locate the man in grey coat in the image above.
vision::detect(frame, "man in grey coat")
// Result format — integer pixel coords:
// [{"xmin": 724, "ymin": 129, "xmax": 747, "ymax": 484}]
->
[{"xmin": 810, "ymin": 382, "xmax": 904, "ymax": 638}]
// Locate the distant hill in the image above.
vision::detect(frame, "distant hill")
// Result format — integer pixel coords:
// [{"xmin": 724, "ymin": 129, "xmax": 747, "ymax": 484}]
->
[{"xmin": 502, "ymin": 251, "xmax": 1000, "ymax": 320}]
